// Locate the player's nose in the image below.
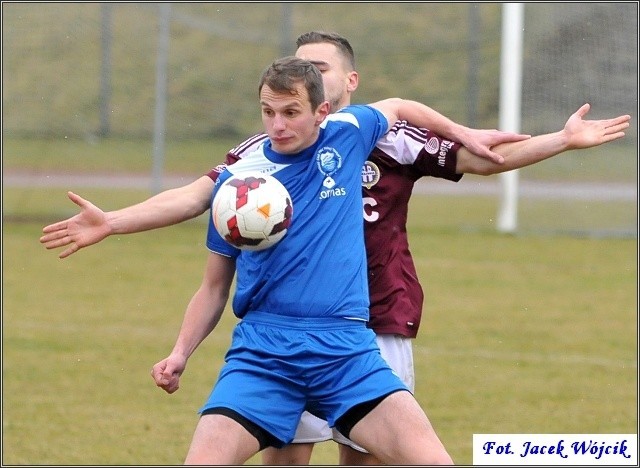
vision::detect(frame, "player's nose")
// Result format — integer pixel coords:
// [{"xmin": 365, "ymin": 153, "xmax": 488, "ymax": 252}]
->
[{"xmin": 272, "ymin": 114, "xmax": 287, "ymax": 131}]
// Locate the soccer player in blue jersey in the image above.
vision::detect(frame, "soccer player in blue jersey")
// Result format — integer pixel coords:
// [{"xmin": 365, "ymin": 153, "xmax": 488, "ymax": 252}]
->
[{"xmin": 151, "ymin": 56, "xmax": 460, "ymax": 465}]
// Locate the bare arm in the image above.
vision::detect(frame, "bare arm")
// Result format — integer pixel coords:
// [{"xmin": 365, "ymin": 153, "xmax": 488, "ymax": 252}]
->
[
  {"xmin": 40, "ymin": 175, "xmax": 215, "ymax": 258},
  {"xmin": 151, "ymin": 252, "xmax": 236, "ymax": 394},
  {"xmin": 369, "ymin": 97, "xmax": 531, "ymax": 163},
  {"xmin": 456, "ymin": 103, "xmax": 631, "ymax": 175}
]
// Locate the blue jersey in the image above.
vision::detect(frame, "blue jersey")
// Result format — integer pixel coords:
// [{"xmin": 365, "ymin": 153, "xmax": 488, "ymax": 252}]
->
[{"xmin": 206, "ymin": 105, "xmax": 388, "ymax": 321}]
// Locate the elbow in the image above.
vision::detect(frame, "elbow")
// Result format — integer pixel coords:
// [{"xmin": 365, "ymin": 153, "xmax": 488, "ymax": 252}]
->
[
  {"xmin": 194, "ymin": 199, "xmax": 212, "ymax": 218},
  {"xmin": 219, "ymin": 289, "xmax": 231, "ymax": 306},
  {"xmin": 180, "ymin": 194, "xmax": 211, "ymax": 220},
  {"xmin": 379, "ymin": 97, "xmax": 404, "ymax": 111}
]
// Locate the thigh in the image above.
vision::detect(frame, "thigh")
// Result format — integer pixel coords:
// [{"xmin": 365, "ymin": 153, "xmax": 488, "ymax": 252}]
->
[
  {"xmin": 348, "ymin": 391, "xmax": 453, "ymax": 465},
  {"xmin": 262, "ymin": 412, "xmax": 331, "ymax": 465},
  {"xmin": 262, "ymin": 444, "xmax": 315, "ymax": 465},
  {"xmin": 186, "ymin": 413, "xmax": 260, "ymax": 465}
]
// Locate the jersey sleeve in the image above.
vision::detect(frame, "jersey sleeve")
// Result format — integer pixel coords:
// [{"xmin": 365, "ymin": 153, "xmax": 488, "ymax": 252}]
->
[
  {"xmin": 204, "ymin": 133, "xmax": 269, "ymax": 257},
  {"xmin": 205, "ymin": 172, "xmax": 241, "ymax": 258},
  {"xmin": 205, "ymin": 163, "xmax": 227, "ymax": 182},
  {"xmin": 375, "ymin": 120, "xmax": 463, "ymax": 181},
  {"xmin": 206, "ymin": 228, "xmax": 240, "ymax": 258},
  {"xmin": 337, "ymin": 105, "xmax": 389, "ymax": 153},
  {"xmin": 204, "ymin": 133, "xmax": 269, "ymax": 181}
]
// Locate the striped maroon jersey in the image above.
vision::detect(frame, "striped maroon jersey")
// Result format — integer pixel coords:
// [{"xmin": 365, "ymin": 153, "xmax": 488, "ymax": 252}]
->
[
  {"xmin": 206, "ymin": 121, "xmax": 462, "ymax": 338},
  {"xmin": 362, "ymin": 121, "xmax": 461, "ymax": 338}
]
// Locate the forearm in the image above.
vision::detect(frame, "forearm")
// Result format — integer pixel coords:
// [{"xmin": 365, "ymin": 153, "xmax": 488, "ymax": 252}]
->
[
  {"xmin": 106, "ymin": 176, "xmax": 213, "ymax": 235},
  {"xmin": 455, "ymin": 103, "xmax": 630, "ymax": 174},
  {"xmin": 372, "ymin": 98, "xmax": 463, "ymax": 138},
  {"xmin": 170, "ymin": 253, "xmax": 234, "ymax": 360},
  {"xmin": 459, "ymin": 130, "xmax": 568, "ymax": 175},
  {"xmin": 371, "ymin": 98, "xmax": 533, "ymax": 165},
  {"xmin": 170, "ymin": 285, "xmax": 227, "ymax": 360}
]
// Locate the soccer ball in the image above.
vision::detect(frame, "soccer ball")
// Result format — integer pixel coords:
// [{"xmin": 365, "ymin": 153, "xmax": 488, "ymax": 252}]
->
[{"xmin": 212, "ymin": 172, "xmax": 293, "ymax": 251}]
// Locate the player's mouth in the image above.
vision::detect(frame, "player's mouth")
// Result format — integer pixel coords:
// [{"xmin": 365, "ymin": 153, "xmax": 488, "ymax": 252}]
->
[{"xmin": 272, "ymin": 135, "xmax": 293, "ymax": 143}]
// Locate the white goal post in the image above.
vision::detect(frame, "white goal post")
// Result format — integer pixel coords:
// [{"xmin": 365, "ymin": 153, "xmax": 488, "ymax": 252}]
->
[{"xmin": 497, "ymin": 2, "xmax": 524, "ymax": 233}]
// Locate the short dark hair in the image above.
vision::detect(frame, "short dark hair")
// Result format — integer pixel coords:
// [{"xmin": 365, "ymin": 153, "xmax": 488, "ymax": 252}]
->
[
  {"xmin": 296, "ymin": 31, "xmax": 356, "ymax": 70},
  {"xmin": 258, "ymin": 56, "xmax": 325, "ymax": 110}
]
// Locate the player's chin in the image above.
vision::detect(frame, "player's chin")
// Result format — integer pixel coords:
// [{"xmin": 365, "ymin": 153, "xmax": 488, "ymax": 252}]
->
[{"xmin": 271, "ymin": 138, "xmax": 298, "ymax": 154}]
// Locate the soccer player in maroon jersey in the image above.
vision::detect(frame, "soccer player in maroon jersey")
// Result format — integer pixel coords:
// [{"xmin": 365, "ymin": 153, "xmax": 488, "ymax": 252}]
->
[{"xmin": 40, "ymin": 32, "xmax": 629, "ymax": 465}]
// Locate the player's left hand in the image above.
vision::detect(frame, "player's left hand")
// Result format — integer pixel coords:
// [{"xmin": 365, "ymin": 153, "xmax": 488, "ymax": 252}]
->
[
  {"xmin": 564, "ymin": 103, "xmax": 631, "ymax": 149},
  {"xmin": 459, "ymin": 128, "xmax": 531, "ymax": 164}
]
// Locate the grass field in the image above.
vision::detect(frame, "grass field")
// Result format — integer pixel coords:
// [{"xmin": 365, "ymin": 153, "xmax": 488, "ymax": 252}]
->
[
  {"xmin": 2, "ymin": 183, "xmax": 637, "ymax": 465},
  {"xmin": 3, "ymin": 3, "xmax": 637, "ymax": 462}
]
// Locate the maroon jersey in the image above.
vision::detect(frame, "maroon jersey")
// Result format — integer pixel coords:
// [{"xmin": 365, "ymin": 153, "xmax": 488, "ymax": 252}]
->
[
  {"xmin": 206, "ymin": 121, "xmax": 462, "ymax": 338},
  {"xmin": 363, "ymin": 121, "xmax": 461, "ymax": 338}
]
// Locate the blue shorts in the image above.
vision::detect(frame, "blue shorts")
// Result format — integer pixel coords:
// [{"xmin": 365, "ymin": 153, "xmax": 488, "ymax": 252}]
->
[{"xmin": 199, "ymin": 311, "xmax": 409, "ymax": 446}]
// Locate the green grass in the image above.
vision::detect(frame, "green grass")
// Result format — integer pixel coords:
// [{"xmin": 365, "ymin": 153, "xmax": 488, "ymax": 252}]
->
[
  {"xmin": 2, "ymin": 136, "xmax": 241, "ymax": 176},
  {"xmin": 2, "ymin": 188, "xmax": 636, "ymax": 465}
]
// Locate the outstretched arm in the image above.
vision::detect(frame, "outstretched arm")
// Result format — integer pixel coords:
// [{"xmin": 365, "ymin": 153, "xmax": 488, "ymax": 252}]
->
[
  {"xmin": 40, "ymin": 175, "xmax": 214, "ymax": 258},
  {"xmin": 151, "ymin": 252, "xmax": 235, "ymax": 394},
  {"xmin": 369, "ymin": 97, "xmax": 531, "ymax": 163},
  {"xmin": 456, "ymin": 103, "xmax": 631, "ymax": 175}
]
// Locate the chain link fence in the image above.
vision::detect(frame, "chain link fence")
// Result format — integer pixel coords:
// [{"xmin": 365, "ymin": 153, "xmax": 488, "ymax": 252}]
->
[{"xmin": 3, "ymin": 2, "xmax": 637, "ymax": 235}]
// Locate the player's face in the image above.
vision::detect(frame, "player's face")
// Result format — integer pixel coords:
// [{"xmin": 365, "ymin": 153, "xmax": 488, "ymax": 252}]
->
[
  {"xmin": 260, "ymin": 83, "xmax": 329, "ymax": 155},
  {"xmin": 295, "ymin": 43, "xmax": 357, "ymax": 113}
]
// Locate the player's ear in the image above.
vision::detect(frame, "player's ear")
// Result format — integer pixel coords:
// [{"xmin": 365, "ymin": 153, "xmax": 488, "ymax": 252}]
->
[
  {"xmin": 314, "ymin": 101, "xmax": 331, "ymax": 124},
  {"xmin": 346, "ymin": 70, "xmax": 359, "ymax": 94}
]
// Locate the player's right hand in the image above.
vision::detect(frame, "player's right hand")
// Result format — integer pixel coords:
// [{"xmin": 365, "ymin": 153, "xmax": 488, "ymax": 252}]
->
[
  {"xmin": 151, "ymin": 355, "xmax": 186, "ymax": 394},
  {"xmin": 40, "ymin": 191, "xmax": 110, "ymax": 259}
]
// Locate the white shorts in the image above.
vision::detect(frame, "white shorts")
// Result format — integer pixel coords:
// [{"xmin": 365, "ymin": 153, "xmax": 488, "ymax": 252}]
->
[{"xmin": 290, "ymin": 333, "xmax": 415, "ymax": 452}]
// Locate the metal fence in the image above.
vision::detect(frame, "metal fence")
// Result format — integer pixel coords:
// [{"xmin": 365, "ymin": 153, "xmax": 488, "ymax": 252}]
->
[{"xmin": 3, "ymin": 2, "xmax": 637, "ymax": 236}]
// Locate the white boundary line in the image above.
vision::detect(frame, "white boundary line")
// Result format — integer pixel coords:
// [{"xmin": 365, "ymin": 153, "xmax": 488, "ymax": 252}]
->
[
  {"xmin": 3, "ymin": 171, "xmax": 638, "ymax": 201},
  {"xmin": 414, "ymin": 345, "xmax": 637, "ymax": 369}
]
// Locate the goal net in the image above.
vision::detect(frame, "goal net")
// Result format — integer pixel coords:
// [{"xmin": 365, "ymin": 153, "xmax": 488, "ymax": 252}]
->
[{"xmin": 498, "ymin": 3, "xmax": 637, "ymax": 238}]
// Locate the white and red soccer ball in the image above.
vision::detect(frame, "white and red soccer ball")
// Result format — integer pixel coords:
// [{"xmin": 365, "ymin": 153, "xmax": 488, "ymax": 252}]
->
[{"xmin": 212, "ymin": 172, "xmax": 293, "ymax": 251}]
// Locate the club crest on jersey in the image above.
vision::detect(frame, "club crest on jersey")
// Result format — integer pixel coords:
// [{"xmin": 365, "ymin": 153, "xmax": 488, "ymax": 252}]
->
[
  {"xmin": 362, "ymin": 161, "xmax": 380, "ymax": 189},
  {"xmin": 424, "ymin": 137, "xmax": 440, "ymax": 155},
  {"xmin": 316, "ymin": 147, "xmax": 342, "ymax": 189}
]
